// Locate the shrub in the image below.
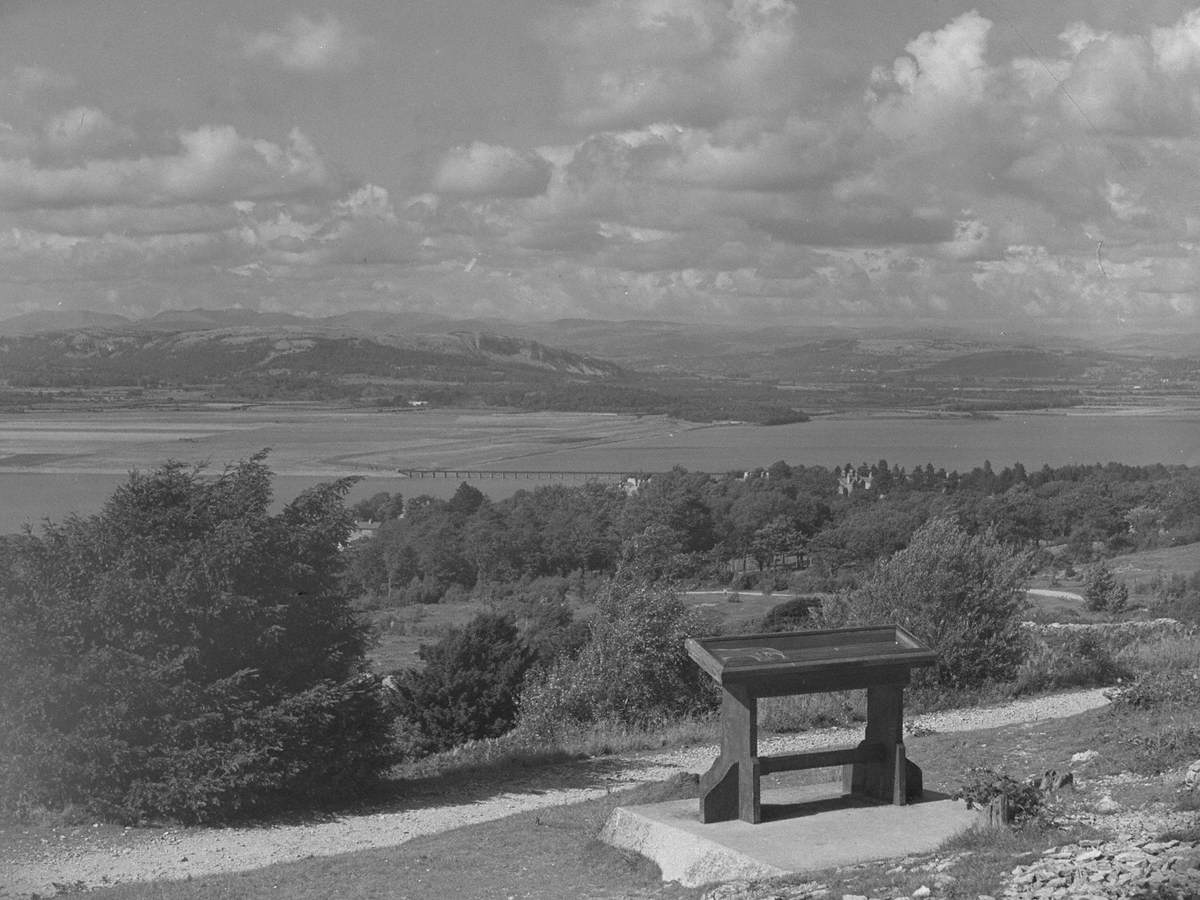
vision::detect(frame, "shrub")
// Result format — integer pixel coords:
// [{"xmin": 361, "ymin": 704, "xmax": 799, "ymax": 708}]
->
[
  {"xmin": 760, "ymin": 597, "xmax": 814, "ymax": 632},
  {"xmin": 519, "ymin": 603, "xmax": 590, "ymax": 666},
  {"xmin": 1151, "ymin": 570, "xmax": 1200, "ymax": 624},
  {"xmin": 1013, "ymin": 629, "xmax": 1132, "ymax": 696},
  {"xmin": 518, "ymin": 579, "xmax": 717, "ymax": 742},
  {"xmin": 1121, "ymin": 717, "xmax": 1200, "ymax": 775},
  {"xmin": 0, "ymin": 456, "xmax": 397, "ymax": 823},
  {"xmin": 1108, "ymin": 669, "xmax": 1200, "ymax": 709},
  {"xmin": 817, "ymin": 518, "xmax": 1031, "ymax": 689},
  {"xmin": 1083, "ymin": 562, "xmax": 1129, "ymax": 612},
  {"xmin": 387, "ymin": 613, "xmax": 536, "ymax": 756},
  {"xmin": 953, "ymin": 768, "xmax": 1046, "ymax": 825}
]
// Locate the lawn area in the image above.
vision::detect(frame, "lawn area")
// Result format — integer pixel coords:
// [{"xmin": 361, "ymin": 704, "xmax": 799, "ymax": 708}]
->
[
  {"xmin": 1111, "ymin": 542, "xmax": 1200, "ymax": 583},
  {"xmin": 679, "ymin": 589, "xmax": 799, "ymax": 632},
  {"xmin": 363, "ymin": 589, "xmax": 794, "ymax": 673},
  {"xmin": 74, "ymin": 698, "xmax": 1200, "ymax": 900},
  {"xmin": 360, "ymin": 601, "xmax": 488, "ymax": 672}
]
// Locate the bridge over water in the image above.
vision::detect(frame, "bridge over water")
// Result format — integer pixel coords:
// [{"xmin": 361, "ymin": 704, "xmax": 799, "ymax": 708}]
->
[{"xmin": 397, "ymin": 468, "xmax": 639, "ymax": 482}]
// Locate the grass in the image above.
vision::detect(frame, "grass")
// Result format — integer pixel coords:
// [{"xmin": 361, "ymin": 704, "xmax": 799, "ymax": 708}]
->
[
  {"xmin": 679, "ymin": 589, "xmax": 795, "ymax": 632},
  {"xmin": 1109, "ymin": 543, "xmax": 1200, "ymax": 582},
  {"xmin": 56, "ymin": 695, "xmax": 1198, "ymax": 900},
  {"xmin": 73, "ymin": 779, "xmax": 706, "ymax": 900},
  {"xmin": 359, "ymin": 601, "xmax": 487, "ymax": 671}
]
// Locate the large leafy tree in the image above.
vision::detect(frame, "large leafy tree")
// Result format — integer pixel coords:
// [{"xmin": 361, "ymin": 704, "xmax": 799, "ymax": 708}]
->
[
  {"xmin": 819, "ymin": 517, "xmax": 1031, "ymax": 689},
  {"xmin": 0, "ymin": 454, "xmax": 396, "ymax": 823}
]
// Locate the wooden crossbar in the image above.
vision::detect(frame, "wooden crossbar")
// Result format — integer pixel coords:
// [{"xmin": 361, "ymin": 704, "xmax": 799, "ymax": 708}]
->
[{"xmin": 757, "ymin": 742, "xmax": 883, "ymax": 776}]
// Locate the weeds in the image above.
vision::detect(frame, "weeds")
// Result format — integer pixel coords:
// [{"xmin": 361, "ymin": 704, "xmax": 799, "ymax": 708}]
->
[
  {"xmin": 1013, "ymin": 629, "xmax": 1132, "ymax": 696},
  {"xmin": 1109, "ymin": 669, "xmax": 1200, "ymax": 709},
  {"xmin": 953, "ymin": 768, "xmax": 1047, "ymax": 825}
]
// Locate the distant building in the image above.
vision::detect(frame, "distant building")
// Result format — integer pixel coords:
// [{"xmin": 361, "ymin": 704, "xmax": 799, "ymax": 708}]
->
[
  {"xmin": 837, "ymin": 467, "xmax": 874, "ymax": 496},
  {"xmin": 346, "ymin": 521, "xmax": 379, "ymax": 543},
  {"xmin": 623, "ymin": 475, "xmax": 650, "ymax": 496}
]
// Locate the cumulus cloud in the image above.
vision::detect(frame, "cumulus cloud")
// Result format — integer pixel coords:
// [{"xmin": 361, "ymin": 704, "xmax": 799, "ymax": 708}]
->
[
  {"xmin": 540, "ymin": 0, "xmax": 802, "ymax": 130},
  {"xmin": 939, "ymin": 218, "xmax": 1002, "ymax": 261},
  {"xmin": 432, "ymin": 142, "xmax": 552, "ymax": 198},
  {"xmin": 242, "ymin": 13, "xmax": 366, "ymax": 72},
  {"xmin": 646, "ymin": 117, "xmax": 860, "ymax": 191},
  {"xmin": 238, "ymin": 183, "xmax": 419, "ymax": 266},
  {"xmin": 12, "ymin": 5, "xmax": 1200, "ymax": 329},
  {"xmin": 868, "ymin": 11, "xmax": 994, "ymax": 141},
  {"xmin": 0, "ymin": 126, "xmax": 336, "ymax": 211},
  {"xmin": 0, "ymin": 62, "xmax": 421, "ymax": 297}
]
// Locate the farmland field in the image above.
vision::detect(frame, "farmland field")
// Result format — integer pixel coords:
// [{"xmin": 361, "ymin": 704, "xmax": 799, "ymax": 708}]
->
[{"xmin": 1, "ymin": 403, "xmax": 1198, "ymax": 532}]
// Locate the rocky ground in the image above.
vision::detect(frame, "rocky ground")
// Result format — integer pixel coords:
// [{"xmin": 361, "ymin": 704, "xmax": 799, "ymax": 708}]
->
[
  {"xmin": 1, "ymin": 689, "xmax": 1117, "ymax": 899},
  {"xmin": 700, "ymin": 764, "xmax": 1200, "ymax": 900}
]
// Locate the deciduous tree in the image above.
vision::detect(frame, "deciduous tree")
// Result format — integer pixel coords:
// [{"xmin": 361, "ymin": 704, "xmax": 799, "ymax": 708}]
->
[{"xmin": 819, "ymin": 517, "xmax": 1030, "ymax": 689}]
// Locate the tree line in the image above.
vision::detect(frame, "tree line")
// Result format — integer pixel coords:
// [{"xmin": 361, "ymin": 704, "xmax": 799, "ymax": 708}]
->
[
  {"xmin": 345, "ymin": 459, "xmax": 1200, "ymax": 603},
  {"xmin": 4, "ymin": 453, "xmax": 1198, "ymax": 825}
]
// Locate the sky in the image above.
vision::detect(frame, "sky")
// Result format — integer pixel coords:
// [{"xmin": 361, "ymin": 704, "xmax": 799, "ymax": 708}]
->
[{"xmin": 3, "ymin": 0, "xmax": 1200, "ymax": 333}]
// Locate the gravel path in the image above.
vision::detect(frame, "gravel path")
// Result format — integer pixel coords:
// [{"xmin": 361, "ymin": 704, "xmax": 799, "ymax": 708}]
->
[
  {"xmin": 1025, "ymin": 589, "xmax": 1086, "ymax": 603},
  {"xmin": 2, "ymin": 688, "xmax": 1111, "ymax": 898}
]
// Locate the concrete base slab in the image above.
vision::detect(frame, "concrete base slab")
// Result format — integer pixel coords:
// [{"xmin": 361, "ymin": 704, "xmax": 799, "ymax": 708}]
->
[{"xmin": 600, "ymin": 783, "xmax": 984, "ymax": 888}]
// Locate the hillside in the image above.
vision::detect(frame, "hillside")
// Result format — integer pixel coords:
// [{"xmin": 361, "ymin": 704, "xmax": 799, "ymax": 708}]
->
[
  {"xmin": 0, "ymin": 315, "xmax": 808, "ymax": 424},
  {"xmin": 0, "ymin": 325, "xmax": 621, "ymax": 390},
  {"xmin": 2, "ymin": 307, "xmax": 1198, "ymax": 418}
]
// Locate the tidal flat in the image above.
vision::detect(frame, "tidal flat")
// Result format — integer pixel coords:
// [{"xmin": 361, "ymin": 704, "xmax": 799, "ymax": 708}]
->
[{"xmin": 1, "ymin": 403, "xmax": 1197, "ymax": 532}]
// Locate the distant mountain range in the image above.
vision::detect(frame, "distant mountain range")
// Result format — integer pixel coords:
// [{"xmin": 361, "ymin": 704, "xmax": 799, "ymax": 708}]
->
[
  {"xmin": 0, "ymin": 319, "xmax": 621, "ymax": 386},
  {"xmin": 0, "ymin": 307, "xmax": 1195, "ymax": 418}
]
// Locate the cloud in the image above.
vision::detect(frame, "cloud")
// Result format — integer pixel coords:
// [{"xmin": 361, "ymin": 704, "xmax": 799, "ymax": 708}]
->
[
  {"xmin": 11, "ymin": 7, "xmax": 1200, "ymax": 331},
  {"xmin": 237, "ymin": 184, "xmax": 420, "ymax": 266},
  {"xmin": 0, "ymin": 63, "xmax": 421, "ymax": 294},
  {"xmin": 0, "ymin": 126, "xmax": 337, "ymax": 211},
  {"xmin": 41, "ymin": 106, "xmax": 139, "ymax": 162},
  {"xmin": 939, "ymin": 218, "xmax": 1002, "ymax": 262},
  {"xmin": 868, "ymin": 11, "xmax": 994, "ymax": 142},
  {"xmin": 539, "ymin": 0, "xmax": 802, "ymax": 130},
  {"xmin": 432, "ymin": 142, "xmax": 552, "ymax": 198},
  {"xmin": 242, "ymin": 13, "xmax": 366, "ymax": 72},
  {"xmin": 646, "ymin": 117, "xmax": 861, "ymax": 191}
]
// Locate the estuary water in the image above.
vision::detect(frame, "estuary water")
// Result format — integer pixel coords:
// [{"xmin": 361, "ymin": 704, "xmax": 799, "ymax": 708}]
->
[{"xmin": 1, "ymin": 405, "xmax": 1197, "ymax": 533}]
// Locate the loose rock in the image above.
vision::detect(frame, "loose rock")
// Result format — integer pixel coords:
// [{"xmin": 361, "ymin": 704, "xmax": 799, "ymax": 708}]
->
[{"xmin": 1001, "ymin": 838, "xmax": 1200, "ymax": 900}]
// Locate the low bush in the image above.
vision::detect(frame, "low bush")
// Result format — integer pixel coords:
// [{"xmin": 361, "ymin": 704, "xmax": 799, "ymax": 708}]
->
[
  {"xmin": 1083, "ymin": 562, "xmax": 1129, "ymax": 612},
  {"xmin": 387, "ymin": 613, "xmax": 536, "ymax": 757},
  {"xmin": 759, "ymin": 596, "xmax": 814, "ymax": 632},
  {"xmin": 1120, "ymin": 715, "xmax": 1200, "ymax": 775},
  {"xmin": 1150, "ymin": 570, "xmax": 1200, "ymax": 624},
  {"xmin": 1108, "ymin": 668, "xmax": 1200, "ymax": 709},
  {"xmin": 517, "ymin": 579, "xmax": 717, "ymax": 742},
  {"xmin": 1118, "ymin": 632, "xmax": 1200, "ymax": 674},
  {"xmin": 1013, "ymin": 629, "xmax": 1132, "ymax": 696},
  {"xmin": 953, "ymin": 768, "xmax": 1046, "ymax": 825}
]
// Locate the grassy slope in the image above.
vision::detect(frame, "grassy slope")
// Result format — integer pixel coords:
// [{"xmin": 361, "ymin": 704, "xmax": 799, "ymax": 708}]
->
[{"xmin": 75, "ymin": 699, "xmax": 1200, "ymax": 900}]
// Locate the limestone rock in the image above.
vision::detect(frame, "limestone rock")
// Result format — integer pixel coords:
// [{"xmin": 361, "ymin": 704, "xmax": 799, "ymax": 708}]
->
[{"xmin": 1001, "ymin": 837, "xmax": 1200, "ymax": 899}]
